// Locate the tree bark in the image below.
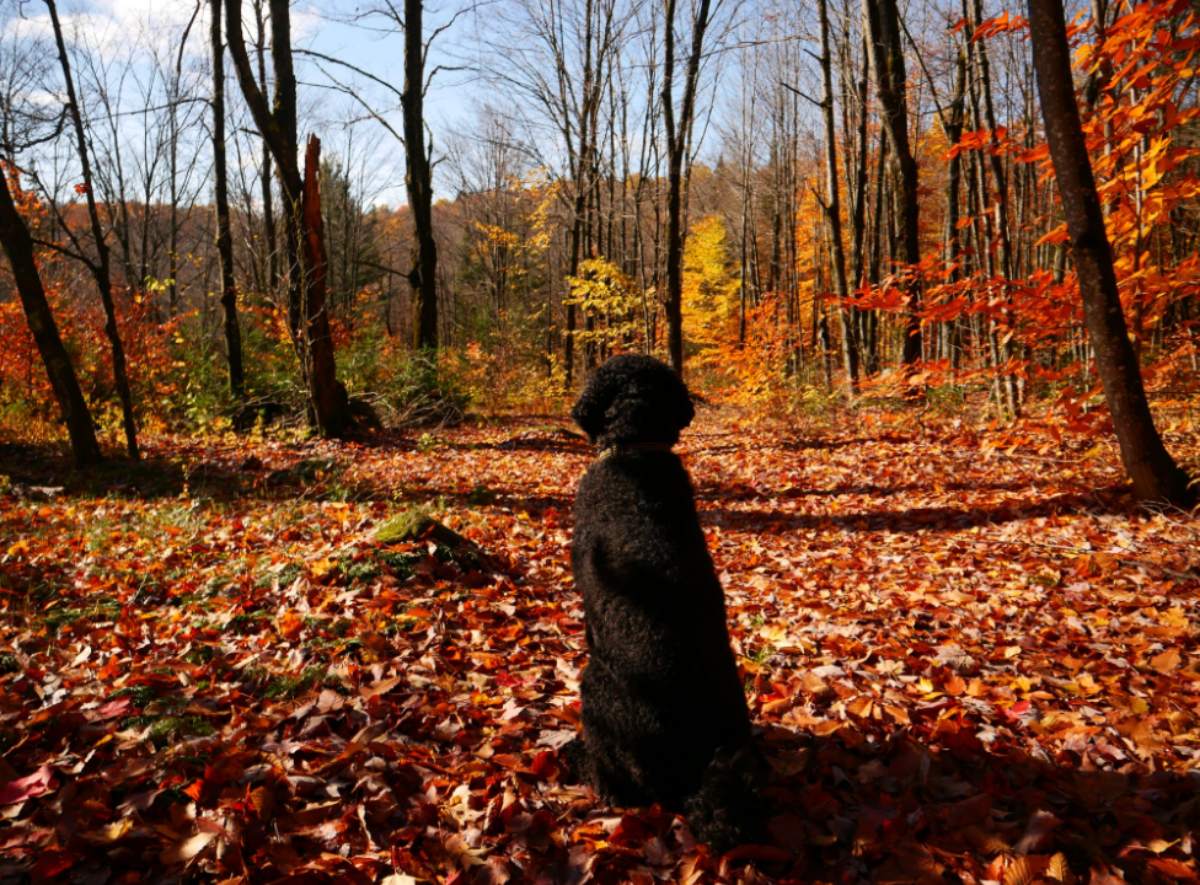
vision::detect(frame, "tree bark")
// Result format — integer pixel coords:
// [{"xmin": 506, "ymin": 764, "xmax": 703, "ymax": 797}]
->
[
  {"xmin": 862, "ymin": 0, "xmax": 922, "ymax": 366},
  {"xmin": 211, "ymin": 0, "xmax": 245, "ymax": 398},
  {"xmin": 254, "ymin": 0, "xmax": 278, "ymax": 292},
  {"xmin": 300, "ymin": 135, "xmax": 350, "ymax": 436},
  {"xmin": 402, "ymin": 0, "xmax": 438, "ymax": 351},
  {"xmin": 662, "ymin": 0, "xmax": 712, "ymax": 377},
  {"xmin": 46, "ymin": 0, "xmax": 140, "ymax": 460},
  {"xmin": 1027, "ymin": 0, "xmax": 1193, "ymax": 505},
  {"xmin": 0, "ymin": 170, "xmax": 102, "ymax": 466}
]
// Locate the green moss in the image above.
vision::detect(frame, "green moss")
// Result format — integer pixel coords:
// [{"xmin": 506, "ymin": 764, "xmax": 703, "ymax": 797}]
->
[
  {"xmin": 339, "ymin": 557, "xmax": 381, "ymax": 583},
  {"xmin": 374, "ymin": 506, "xmax": 435, "ymax": 544},
  {"xmin": 256, "ymin": 562, "xmax": 305, "ymax": 589},
  {"xmin": 112, "ymin": 685, "xmax": 158, "ymax": 707},
  {"xmin": 149, "ymin": 715, "xmax": 214, "ymax": 744}
]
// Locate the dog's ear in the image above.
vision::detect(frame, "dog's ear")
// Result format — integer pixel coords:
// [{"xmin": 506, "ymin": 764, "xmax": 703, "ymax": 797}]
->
[
  {"xmin": 670, "ymin": 371, "xmax": 695, "ymax": 433},
  {"xmin": 571, "ymin": 372, "xmax": 612, "ymax": 442}
]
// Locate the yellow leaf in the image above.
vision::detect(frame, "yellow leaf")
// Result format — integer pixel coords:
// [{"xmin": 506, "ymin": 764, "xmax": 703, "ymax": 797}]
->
[
  {"xmin": 309, "ymin": 558, "xmax": 336, "ymax": 579},
  {"xmin": 1162, "ymin": 607, "xmax": 1189, "ymax": 630},
  {"xmin": 102, "ymin": 819, "xmax": 132, "ymax": 842},
  {"xmin": 1004, "ymin": 856, "xmax": 1038, "ymax": 885},
  {"xmin": 1046, "ymin": 852, "xmax": 1074, "ymax": 883}
]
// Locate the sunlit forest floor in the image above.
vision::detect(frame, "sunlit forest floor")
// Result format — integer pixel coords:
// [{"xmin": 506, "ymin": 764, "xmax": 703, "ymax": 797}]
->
[{"xmin": 1, "ymin": 404, "xmax": 1198, "ymax": 882}]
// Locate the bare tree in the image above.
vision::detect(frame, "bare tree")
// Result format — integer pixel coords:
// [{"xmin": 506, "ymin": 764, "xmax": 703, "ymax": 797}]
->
[
  {"xmin": 1027, "ymin": 0, "xmax": 1193, "ymax": 505},
  {"xmin": 662, "ymin": 0, "xmax": 713, "ymax": 376},
  {"xmin": 481, "ymin": 0, "xmax": 623, "ymax": 386},
  {"xmin": 45, "ymin": 0, "xmax": 140, "ymax": 459},
  {"xmin": 211, "ymin": 0, "xmax": 244, "ymax": 397},
  {"xmin": 402, "ymin": 0, "xmax": 439, "ymax": 351},
  {"xmin": 818, "ymin": 0, "xmax": 858, "ymax": 392},
  {"xmin": 862, "ymin": 0, "xmax": 921, "ymax": 368}
]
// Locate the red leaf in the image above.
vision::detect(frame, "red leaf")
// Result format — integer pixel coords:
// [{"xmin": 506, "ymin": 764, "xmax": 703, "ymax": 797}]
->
[
  {"xmin": 93, "ymin": 696, "xmax": 132, "ymax": 720},
  {"xmin": 0, "ymin": 765, "xmax": 55, "ymax": 804}
]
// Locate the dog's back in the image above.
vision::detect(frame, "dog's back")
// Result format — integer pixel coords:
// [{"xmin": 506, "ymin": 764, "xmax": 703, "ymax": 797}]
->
[{"xmin": 572, "ymin": 448, "xmax": 750, "ymax": 804}]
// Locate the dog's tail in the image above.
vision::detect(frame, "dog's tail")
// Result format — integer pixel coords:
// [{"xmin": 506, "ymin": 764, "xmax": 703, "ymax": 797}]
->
[{"xmin": 682, "ymin": 741, "xmax": 766, "ymax": 851}]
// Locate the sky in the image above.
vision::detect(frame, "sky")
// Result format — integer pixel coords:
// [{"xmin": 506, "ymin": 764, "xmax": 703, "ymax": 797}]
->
[
  {"xmin": 1, "ymin": 0, "xmax": 496, "ymax": 206},
  {"xmin": 0, "ymin": 0, "xmax": 852, "ymax": 208}
]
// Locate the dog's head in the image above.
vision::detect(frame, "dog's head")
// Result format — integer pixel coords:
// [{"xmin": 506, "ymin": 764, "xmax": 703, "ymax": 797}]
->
[{"xmin": 571, "ymin": 354, "xmax": 694, "ymax": 448}]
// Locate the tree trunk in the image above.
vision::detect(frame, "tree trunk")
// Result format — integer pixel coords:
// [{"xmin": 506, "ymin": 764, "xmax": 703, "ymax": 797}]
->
[
  {"xmin": 1027, "ymin": 0, "xmax": 1193, "ymax": 506},
  {"xmin": 300, "ymin": 135, "xmax": 351, "ymax": 437},
  {"xmin": 225, "ymin": 0, "xmax": 352, "ymax": 437},
  {"xmin": 970, "ymin": 0, "xmax": 1020, "ymax": 414},
  {"xmin": 862, "ymin": 0, "xmax": 922, "ymax": 367},
  {"xmin": 0, "ymin": 170, "xmax": 102, "ymax": 466},
  {"xmin": 662, "ymin": 0, "xmax": 712, "ymax": 377},
  {"xmin": 211, "ymin": 0, "xmax": 244, "ymax": 398},
  {"xmin": 819, "ymin": 0, "xmax": 859, "ymax": 393},
  {"xmin": 46, "ymin": 0, "xmax": 139, "ymax": 460},
  {"xmin": 254, "ymin": 0, "xmax": 277, "ymax": 292},
  {"xmin": 944, "ymin": 48, "xmax": 967, "ymax": 370},
  {"xmin": 403, "ymin": 0, "xmax": 438, "ymax": 351}
]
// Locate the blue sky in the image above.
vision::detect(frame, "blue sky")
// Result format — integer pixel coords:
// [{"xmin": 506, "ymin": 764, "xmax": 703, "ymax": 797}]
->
[
  {"xmin": 0, "ymin": 0, "xmax": 840, "ymax": 208},
  {"xmin": 1, "ymin": 0, "xmax": 494, "ymax": 205}
]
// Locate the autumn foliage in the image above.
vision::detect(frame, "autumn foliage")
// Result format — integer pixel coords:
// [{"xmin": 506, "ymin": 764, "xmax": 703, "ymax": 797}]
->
[{"xmin": 2, "ymin": 411, "xmax": 1199, "ymax": 881}]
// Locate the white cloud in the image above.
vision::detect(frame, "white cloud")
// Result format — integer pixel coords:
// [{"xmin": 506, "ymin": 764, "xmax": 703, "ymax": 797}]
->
[{"xmin": 1, "ymin": 1, "xmax": 320, "ymax": 65}]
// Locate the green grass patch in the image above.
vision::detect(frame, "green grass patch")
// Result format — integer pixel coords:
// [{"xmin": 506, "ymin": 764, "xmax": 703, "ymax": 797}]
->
[
  {"xmin": 122, "ymin": 714, "xmax": 215, "ymax": 746},
  {"xmin": 262, "ymin": 666, "xmax": 329, "ymax": 700},
  {"xmin": 112, "ymin": 685, "xmax": 158, "ymax": 707}
]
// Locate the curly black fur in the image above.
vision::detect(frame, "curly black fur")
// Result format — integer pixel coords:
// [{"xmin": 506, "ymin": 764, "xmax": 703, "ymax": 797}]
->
[{"xmin": 568, "ymin": 355, "xmax": 758, "ymax": 849}]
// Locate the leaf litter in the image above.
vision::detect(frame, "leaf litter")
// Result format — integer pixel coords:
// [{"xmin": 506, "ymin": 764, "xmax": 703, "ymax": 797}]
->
[{"xmin": 0, "ymin": 408, "xmax": 1197, "ymax": 882}]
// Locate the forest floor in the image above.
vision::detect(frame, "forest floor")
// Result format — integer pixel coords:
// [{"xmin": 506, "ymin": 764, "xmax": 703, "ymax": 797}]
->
[{"xmin": 0, "ymin": 405, "xmax": 1198, "ymax": 883}]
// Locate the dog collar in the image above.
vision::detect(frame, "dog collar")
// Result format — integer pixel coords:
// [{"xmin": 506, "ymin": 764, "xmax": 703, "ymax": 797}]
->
[{"xmin": 597, "ymin": 442, "xmax": 675, "ymax": 460}]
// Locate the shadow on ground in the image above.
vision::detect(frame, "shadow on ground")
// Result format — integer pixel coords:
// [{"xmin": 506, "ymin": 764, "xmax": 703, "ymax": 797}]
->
[
  {"xmin": 747, "ymin": 724, "xmax": 1198, "ymax": 882},
  {"xmin": 701, "ymin": 487, "xmax": 1132, "ymax": 534},
  {"xmin": 697, "ymin": 477, "xmax": 1041, "ymax": 502}
]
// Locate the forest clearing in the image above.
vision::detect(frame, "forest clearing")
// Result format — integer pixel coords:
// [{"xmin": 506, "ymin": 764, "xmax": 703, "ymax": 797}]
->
[{"xmin": 1, "ymin": 407, "xmax": 1198, "ymax": 882}]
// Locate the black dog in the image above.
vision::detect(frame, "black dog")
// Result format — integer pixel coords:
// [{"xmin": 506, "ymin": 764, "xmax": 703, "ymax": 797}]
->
[{"xmin": 567, "ymin": 354, "xmax": 757, "ymax": 847}]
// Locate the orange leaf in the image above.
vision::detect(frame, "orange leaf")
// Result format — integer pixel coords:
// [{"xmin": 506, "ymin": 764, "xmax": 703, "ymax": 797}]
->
[{"xmin": 1150, "ymin": 647, "xmax": 1181, "ymax": 673}]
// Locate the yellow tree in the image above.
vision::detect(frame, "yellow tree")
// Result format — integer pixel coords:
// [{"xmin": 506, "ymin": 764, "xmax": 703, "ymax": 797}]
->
[
  {"xmin": 681, "ymin": 214, "xmax": 739, "ymax": 364},
  {"xmin": 566, "ymin": 258, "xmax": 642, "ymax": 360}
]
